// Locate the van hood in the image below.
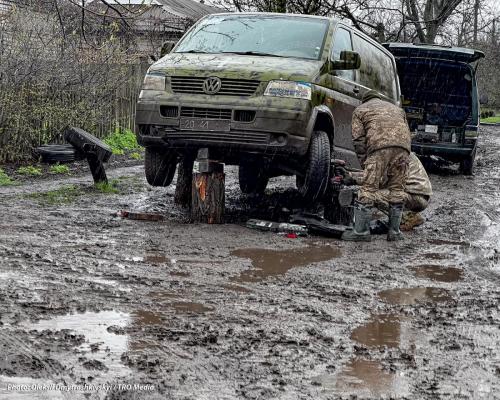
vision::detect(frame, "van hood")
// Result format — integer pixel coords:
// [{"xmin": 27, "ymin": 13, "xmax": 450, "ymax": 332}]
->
[
  {"xmin": 150, "ymin": 53, "xmax": 323, "ymax": 82},
  {"xmin": 383, "ymin": 43, "xmax": 484, "ymax": 64}
]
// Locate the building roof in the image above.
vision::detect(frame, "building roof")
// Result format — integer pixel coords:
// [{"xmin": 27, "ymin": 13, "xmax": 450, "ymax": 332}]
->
[{"xmin": 96, "ymin": 0, "xmax": 220, "ymax": 20}]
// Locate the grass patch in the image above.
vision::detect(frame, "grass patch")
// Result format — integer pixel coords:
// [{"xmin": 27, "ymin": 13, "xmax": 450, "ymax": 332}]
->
[
  {"xmin": 0, "ymin": 168, "xmax": 14, "ymax": 186},
  {"xmin": 17, "ymin": 165, "xmax": 42, "ymax": 176},
  {"xmin": 104, "ymin": 128, "xmax": 141, "ymax": 155},
  {"xmin": 94, "ymin": 180, "xmax": 120, "ymax": 194},
  {"xmin": 130, "ymin": 152, "xmax": 142, "ymax": 160},
  {"xmin": 28, "ymin": 185, "xmax": 83, "ymax": 205},
  {"xmin": 481, "ymin": 116, "xmax": 500, "ymax": 123},
  {"xmin": 49, "ymin": 164, "xmax": 70, "ymax": 174}
]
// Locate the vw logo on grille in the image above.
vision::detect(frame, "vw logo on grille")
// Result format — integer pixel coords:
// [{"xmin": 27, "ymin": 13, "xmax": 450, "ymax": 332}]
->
[{"xmin": 202, "ymin": 77, "xmax": 222, "ymax": 95}]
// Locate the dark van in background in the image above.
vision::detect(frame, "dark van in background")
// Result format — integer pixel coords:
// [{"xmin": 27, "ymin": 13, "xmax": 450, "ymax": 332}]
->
[{"xmin": 384, "ymin": 43, "xmax": 485, "ymax": 175}]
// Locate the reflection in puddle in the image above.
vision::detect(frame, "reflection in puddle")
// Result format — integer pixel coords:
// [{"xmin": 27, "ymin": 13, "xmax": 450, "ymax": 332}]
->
[
  {"xmin": 170, "ymin": 301, "xmax": 214, "ymax": 314},
  {"xmin": 29, "ymin": 311, "xmax": 130, "ymax": 376},
  {"xmin": 312, "ymin": 359, "xmax": 409, "ymax": 397},
  {"xmin": 351, "ymin": 314, "xmax": 402, "ymax": 348},
  {"xmin": 230, "ymin": 244, "xmax": 340, "ymax": 283},
  {"xmin": 222, "ymin": 284, "xmax": 252, "ymax": 293},
  {"xmin": 412, "ymin": 265, "xmax": 463, "ymax": 282},
  {"xmin": 378, "ymin": 287, "xmax": 452, "ymax": 305}
]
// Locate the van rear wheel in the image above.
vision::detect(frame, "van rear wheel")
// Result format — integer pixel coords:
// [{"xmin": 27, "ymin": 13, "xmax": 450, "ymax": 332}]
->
[
  {"xmin": 297, "ymin": 130, "xmax": 330, "ymax": 203},
  {"xmin": 145, "ymin": 147, "xmax": 177, "ymax": 187},
  {"xmin": 460, "ymin": 148, "xmax": 476, "ymax": 176}
]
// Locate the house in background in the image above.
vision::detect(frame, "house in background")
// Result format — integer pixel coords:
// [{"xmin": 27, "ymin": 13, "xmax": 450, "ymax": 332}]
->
[{"xmin": 88, "ymin": 0, "xmax": 222, "ymax": 57}]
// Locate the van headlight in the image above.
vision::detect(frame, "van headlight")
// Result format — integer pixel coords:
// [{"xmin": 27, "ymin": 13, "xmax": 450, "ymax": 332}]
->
[
  {"xmin": 264, "ymin": 81, "xmax": 312, "ymax": 100},
  {"xmin": 142, "ymin": 73, "xmax": 166, "ymax": 91}
]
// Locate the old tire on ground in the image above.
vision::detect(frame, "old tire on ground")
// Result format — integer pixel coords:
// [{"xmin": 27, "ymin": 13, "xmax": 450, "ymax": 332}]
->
[
  {"xmin": 460, "ymin": 147, "xmax": 476, "ymax": 176},
  {"xmin": 35, "ymin": 144, "xmax": 83, "ymax": 164},
  {"xmin": 297, "ymin": 130, "xmax": 330, "ymax": 203},
  {"xmin": 239, "ymin": 160, "xmax": 269, "ymax": 195},
  {"xmin": 145, "ymin": 147, "xmax": 177, "ymax": 187}
]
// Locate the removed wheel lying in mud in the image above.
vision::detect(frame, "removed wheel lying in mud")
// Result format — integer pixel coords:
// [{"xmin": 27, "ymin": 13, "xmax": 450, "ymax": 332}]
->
[
  {"xmin": 296, "ymin": 130, "xmax": 330, "ymax": 203},
  {"xmin": 35, "ymin": 144, "xmax": 85, "ymax": 164},
  {"xmin": 145, "ymin": 147, "xmax": 178, "ymax": 187}
]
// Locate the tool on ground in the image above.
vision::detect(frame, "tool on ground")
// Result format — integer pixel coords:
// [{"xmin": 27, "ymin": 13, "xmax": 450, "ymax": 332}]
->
[{"xmin": 246, "ymin": 219, "xmax": 308, "ymax": 236}]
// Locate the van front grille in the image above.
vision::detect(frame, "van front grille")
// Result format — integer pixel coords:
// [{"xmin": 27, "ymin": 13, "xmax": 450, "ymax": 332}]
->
[
  {"xmin": 171, "ymin": 76, "xmax": 260, "ymax": 96},
  {"xmin": 180, "ymin": 107, "xmax": 232, "ymax": 120}
]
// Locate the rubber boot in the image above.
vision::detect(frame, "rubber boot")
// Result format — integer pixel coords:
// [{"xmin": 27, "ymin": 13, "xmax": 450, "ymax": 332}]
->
[
  {"xmin": 341, "ymin": 202, "xmax": 372, "ymax": 242},
  {"xmin": 387, "ymin": 203, "xmax": 404, "ymax": 241}
]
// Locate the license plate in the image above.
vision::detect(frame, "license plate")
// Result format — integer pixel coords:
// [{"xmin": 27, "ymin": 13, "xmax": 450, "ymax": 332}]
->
[{"xmin": 180, "ymin": 118, "xmax": 230, "ymax": 132}]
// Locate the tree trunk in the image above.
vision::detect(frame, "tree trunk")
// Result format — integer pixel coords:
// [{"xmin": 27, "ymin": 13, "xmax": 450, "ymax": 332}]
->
[
  {"xmin": 191, "ymin": 172, "xmax": 225, "ymax": 224},
  {"xmin": 473, "ymin": 0, "xmax": 480, "ymax": 45},
  {"xmin": 174, "ymin": 156, "xmax": 195, "ymax": 207}
]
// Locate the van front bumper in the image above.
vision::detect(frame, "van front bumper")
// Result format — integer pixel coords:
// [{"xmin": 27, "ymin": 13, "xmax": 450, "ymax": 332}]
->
[{"xmin": 135, "ymin": 101, "xmax": 311, "ymax": 157}]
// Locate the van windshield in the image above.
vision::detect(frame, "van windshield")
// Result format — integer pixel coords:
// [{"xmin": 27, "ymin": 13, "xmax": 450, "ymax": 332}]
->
[{"xmin": 175, "ymin": 15, "xmax": 329, "ymax": 60}]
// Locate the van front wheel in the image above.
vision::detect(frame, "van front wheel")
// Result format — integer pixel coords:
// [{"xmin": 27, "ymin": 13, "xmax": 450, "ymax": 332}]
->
[{"xmin": 297, "ymin": 130, "xmax": 330, "ymax": 203}]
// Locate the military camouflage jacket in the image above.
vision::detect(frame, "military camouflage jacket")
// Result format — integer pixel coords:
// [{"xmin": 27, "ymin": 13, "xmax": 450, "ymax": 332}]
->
[{"xmin": 351, "ymin": 98, "xmax": 412, "ymax": 165}]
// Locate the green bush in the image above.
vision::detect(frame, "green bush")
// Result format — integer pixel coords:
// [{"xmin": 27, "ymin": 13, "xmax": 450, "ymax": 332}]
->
[
  {"xmin": 104, "ymin": 128, "xmax": 140, "ymax": 155},
  {"xmin": 481, "ymin": 110, "xmax": 495, "ymax": 119},
  {"xmin": 130, "ymin": 152, "xmax": 142, "ymax": 160},
  {"xmin": 17, "ymin": 165, "xmax": 42, "ymax": 176}
]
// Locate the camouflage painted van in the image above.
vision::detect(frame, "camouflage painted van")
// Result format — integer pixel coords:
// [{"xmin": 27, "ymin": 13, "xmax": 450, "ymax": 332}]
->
[{"xmin": 135, "ymin": 12, "xmax": 401, "ymax": 201}]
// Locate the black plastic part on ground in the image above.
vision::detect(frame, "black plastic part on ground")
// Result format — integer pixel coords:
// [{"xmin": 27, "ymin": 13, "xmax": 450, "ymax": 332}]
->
[{"xmin": 64, "ymin": 126, "xmax": 112, "ymax": 163}]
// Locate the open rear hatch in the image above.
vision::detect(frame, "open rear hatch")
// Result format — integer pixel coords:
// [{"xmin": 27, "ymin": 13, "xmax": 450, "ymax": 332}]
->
[
  {"xmin": 382, "ymin": 43, "xmax": 484, "ymax": 64},
  {"xmin": 383, "ymin": 43, "xmax": 484, "ymax": 145}
]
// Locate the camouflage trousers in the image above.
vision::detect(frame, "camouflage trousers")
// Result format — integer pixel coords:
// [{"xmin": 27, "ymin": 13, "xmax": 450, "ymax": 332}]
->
[
  {"xmin": 358, "ymin": 147, "xmax": 410, "ymax": 206},
  {"xmin": 375, "ymin": 190, "xmax": 430, "ymax": 212}
]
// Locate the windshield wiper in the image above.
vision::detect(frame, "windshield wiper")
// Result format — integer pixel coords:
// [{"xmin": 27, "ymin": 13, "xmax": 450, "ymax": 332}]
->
[
  {"xmin": 176, "ymin": 50, "xmax": 210, "ymax": 54},
  {"xmin": 221, "ymin": 51, "xmax": 285, "ymax": 57}
]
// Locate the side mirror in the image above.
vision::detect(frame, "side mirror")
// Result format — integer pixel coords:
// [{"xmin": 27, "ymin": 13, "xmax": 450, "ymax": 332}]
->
[
  {"xmin": 160, "ymin": 41, "xmax": 176, "ymax": 57},
  {"xmin": 330, "ymin": 50, "xmax": 361, "ymax": 71}
]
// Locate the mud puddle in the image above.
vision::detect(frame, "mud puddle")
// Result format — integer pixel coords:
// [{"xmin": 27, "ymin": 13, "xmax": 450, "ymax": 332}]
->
[
  {"xmin": 230, "ymin": 244, "xmax": 340, "ymax": 283},
  {"xmin": 28, "ymin": 311, "xmax": 131, "ymax": 377},
  {"xmin": 378, "ymin": 287, "xmax": 452, "ymax": 305},
  {"xmin": 170, "ymin": 301, "xmax": 214, "ymax": 314},
  {"xmin": 351, "ymin": 314, "xmax": 405, "ymax": 348},
  {"xmin": 411, "ymin": 265, "xmax": 463, "ymax": 282},
  {"xmin": 312, "ymin": 358, "xmax": 409, "ymax": 397}
]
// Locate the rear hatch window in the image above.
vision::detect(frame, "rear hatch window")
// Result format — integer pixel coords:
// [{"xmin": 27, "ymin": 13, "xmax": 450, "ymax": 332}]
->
[{"xmin": 384, "ymin": 43, "xmax": 483, "ymax": 144}]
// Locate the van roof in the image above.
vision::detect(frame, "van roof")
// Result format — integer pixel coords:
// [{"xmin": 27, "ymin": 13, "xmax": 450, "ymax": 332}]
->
[
  {"xmin": 383, "ymin": 42, "xmax": 485, "ymax": 64},
  {"xmin": 208, "ymin": 12, "xmax": 334, "ymax": 22}
]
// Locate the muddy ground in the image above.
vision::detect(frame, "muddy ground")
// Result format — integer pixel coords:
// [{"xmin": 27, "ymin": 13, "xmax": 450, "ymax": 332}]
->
[{"xmin": 0, "ymin": 127, "xmax": 499, "ymax": 400}]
